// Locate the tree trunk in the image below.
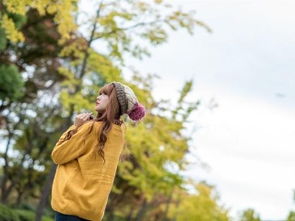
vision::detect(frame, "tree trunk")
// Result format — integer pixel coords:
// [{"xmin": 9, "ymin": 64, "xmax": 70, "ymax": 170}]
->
[
  {"xmin": 126, "ymin": 205, "xmax": 135, "ymax": 221},
  {"xmin": 35, "ymin": 164, "xmax": 57, "ymax": 221},
  {"xmin": 1, "ymin": 181, "xmax": 15, "ymax": 203},
  {"xmin": 106, "ymin": 206, "xmax": 115, "ymax": 221},
  {"xmin": 15, "ymin": 189, "xmax": 24, "ymax": 206},
  {"xmin": 134, "ymin": 198, "xmax": 148, "ymax": 221},
  {"xmin": 0, "ymin": 126, "xmax": 13, "ymax": 203},
  {"xmin": 0, "ymin": 112, "xmax": 25, "ymax": 203},
  {"xmin": 162, "ymin": 188, "xmax": 174, "ymax": 221}
]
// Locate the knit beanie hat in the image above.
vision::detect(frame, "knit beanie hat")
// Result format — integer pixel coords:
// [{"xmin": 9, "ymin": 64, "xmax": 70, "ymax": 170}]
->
[{"xmin": 111, "ymin": 81, "xmax": 146, "ymax": 122}]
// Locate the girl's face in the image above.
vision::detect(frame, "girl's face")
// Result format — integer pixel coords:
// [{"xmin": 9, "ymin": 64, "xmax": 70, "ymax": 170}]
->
[{"xmin": 95, "ymin": 91, "xmax": 110, "ymax": 113}]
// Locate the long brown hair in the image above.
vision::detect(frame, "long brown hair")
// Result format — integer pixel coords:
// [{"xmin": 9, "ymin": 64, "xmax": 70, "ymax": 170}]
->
[{"xmin": 59, "ymin": 83, "xmax": 126, "ymax": 164}]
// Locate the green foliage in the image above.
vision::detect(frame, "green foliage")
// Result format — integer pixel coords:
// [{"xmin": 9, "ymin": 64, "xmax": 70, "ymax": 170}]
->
[
  {"xmin": 8, "ymin": 12, "xmax": 27, "ymax": 29},
  {"xmin": 0, "ymin": 203, "xmax": 20, "ymax": 221},
  {"xmin": 0, "ymin": 13, "xmax": 24, "ymax": 42},
  {"xmin": 239, "ymin": 208, "xmax": 261, "ymax": 221},
  {"xmin": 287, "ymin": 211, "xmax": 295, "ymax": 221},
  {"xmin": 0, "ymin": 64, "xmax": 24, "ymax": 101},
  {"xmin": 169, "ymin": 183, "xmax": 230, "ymax": 221},
  {"xmin": 0, "ymin": 204, "xmax": 53, "ymax": 221},
  {"xmin": 1, "ymin": 0, "xmax": 78, "ymax": 43},
  {"xmin": 0, "ymin": 28, "xmax": 7, "ymax": 50},
  {"xmin": 17, "ymin": 202, "xmax": 35, "ymax": 212},
  {"xmin": 15, "ymin": 209, "xmax": 54, "ymax": 221},
  {"xmin": 0, "ymin": 9, "xmax": 26, "ymax": 43},
  {"xmin": 14, "ymin": 210, "xmax": 34, "ymax": 221}
]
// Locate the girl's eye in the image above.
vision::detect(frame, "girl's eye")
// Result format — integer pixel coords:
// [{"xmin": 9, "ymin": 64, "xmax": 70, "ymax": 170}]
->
[{"xmin": 99, "ymin": 91, "xmax": 107, "ymax": 96}]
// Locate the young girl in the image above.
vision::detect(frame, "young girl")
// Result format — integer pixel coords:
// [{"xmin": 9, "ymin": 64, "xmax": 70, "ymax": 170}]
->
[{"xmin": 50, "ymin": 81, "xmax": 146, "ymax": 221}]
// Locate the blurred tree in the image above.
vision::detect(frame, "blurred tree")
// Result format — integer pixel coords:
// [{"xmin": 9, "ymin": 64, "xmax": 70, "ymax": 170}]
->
[
  {"xmin": 287, "ymin": 211, "xmax": 295, "ymax": 221},
  {"xmin": 0, "ymin": 4, "xmax": 74, "ymax": 205},
  {"xmin": 0, "ymin": 64, "xmax": 25, "ymax": 108},
  {"xmin": 239, "ymin": 208, "xmax": 261, "ymax": 221},
  {"xmin": 167, "ymin": 181, "xmax": 230, "ymax": 221},
  {"xmin": 0, "ymin": 0, "xmax": 77, "ymax": 43}
]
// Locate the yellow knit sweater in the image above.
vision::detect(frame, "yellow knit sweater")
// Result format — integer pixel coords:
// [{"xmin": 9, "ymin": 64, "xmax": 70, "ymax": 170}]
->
[{"xmin": 50, "ymin": 121, "xmax": 125, "ymax": 221}]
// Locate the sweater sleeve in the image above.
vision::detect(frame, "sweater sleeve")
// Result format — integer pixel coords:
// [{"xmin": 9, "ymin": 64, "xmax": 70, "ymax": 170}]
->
[{"xmin": 51, "ymin": 122, "xmax": 92, "ymax": 165}]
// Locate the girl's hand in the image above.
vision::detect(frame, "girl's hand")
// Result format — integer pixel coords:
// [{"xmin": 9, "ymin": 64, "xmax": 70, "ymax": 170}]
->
[{"xmin": 74, "ymin": 113, "xmax": 94, "ymax": 127}]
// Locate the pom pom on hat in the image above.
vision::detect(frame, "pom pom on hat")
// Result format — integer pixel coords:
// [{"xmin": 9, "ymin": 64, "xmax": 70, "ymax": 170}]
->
[{"xmin": 127, "ymin": 102, "xmax": 146, "ymax": 121}]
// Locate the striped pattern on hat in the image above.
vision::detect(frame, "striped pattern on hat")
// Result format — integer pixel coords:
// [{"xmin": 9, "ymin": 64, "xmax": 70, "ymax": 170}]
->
[{"xmin": 111, "ymin": 82, "xmax": 128, "ymax": 114}]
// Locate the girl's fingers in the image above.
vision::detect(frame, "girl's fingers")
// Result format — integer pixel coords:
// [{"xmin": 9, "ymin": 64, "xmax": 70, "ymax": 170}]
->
[
  {"xmin": 82, "ymin": 116, "xmax": 88, "ymax": 120},
  {"xmin": 82, "ymin": 113, "xmax": 92, "ymax": 120},
  {"xmin": 78, "ymin": 113, "xmax": 90, "ymax": 117}
]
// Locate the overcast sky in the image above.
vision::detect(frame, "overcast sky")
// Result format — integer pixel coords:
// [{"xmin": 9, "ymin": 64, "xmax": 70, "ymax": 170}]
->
[{"xmin": 121, "ymin": 0, "xmax": 295, "ymax": 220}]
